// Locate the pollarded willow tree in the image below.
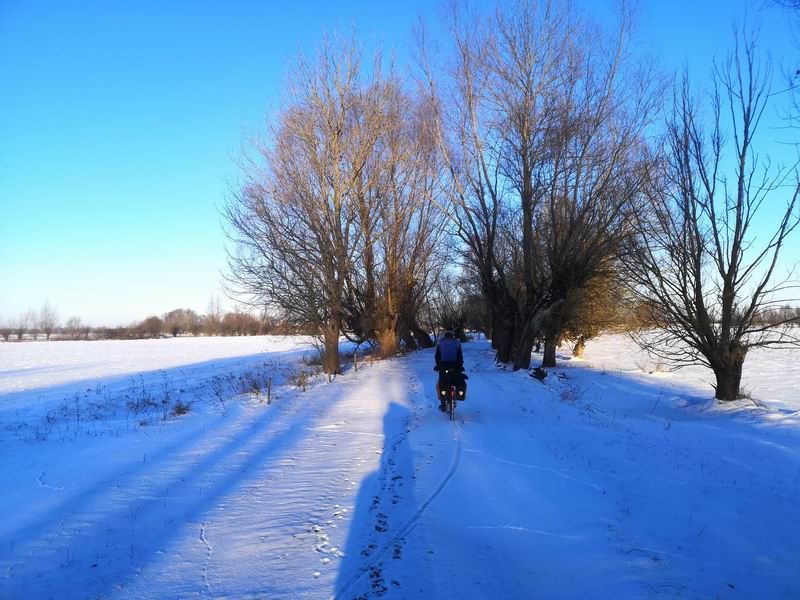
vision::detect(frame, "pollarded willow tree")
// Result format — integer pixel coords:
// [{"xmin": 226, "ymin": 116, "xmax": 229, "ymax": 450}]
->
[
  {"xmin": 423, "ymin": 0, "xmax": 659, "ymax": 369},
  {"xmin": 343, "ymin": 85, "xmax": 445, "ymax": 357},
  {"xmin": 225, "ymin": 38, "xmax": 376, "ymax": 374},
  {"xmin": 625, "ymin": 35, "xmax": 800, "ymax": 400},
  {"xmin": 225, "ymin": 35, "xmax": 447, "ymax": 374},
  {"xmin": 523, "ymin": 7, "xmax": 661, "ymax": 369},
  {"xmin": 421, "ymin": 0, "xmax": 572, "ymax": 365}
]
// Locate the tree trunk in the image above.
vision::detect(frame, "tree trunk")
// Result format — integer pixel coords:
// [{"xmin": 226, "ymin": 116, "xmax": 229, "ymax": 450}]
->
[
  {"xmin": 377, "ymin": 327, "xmax": 398, "ymax": 359},
  {"xmin": 512, "ymin": 324, "xmax": 535, "ymax": 371},
  {"xmin": 410, "ymin": 323, "xmax": 434, "ymax": 348},
  {"xmin": 490, "ymin": 309, "xmax": 502, "ymax": 350},
  {"xmin": 712, "ymin": 347, "xmax": 746, "ymax": 401},
  {"xmin": 494, "ymin": 318, "xmax": 515, "ymax": 363},
  {"xmin": 542, "ymin": 340, "xmax": 557, "ymax": 367},
  {"xmin": 323, "ymin": 323, "xmax": 340, "ymax": 375},
  {"xmin": 572, "ymin": 336, "xmax": 585, "ymax": 358}
]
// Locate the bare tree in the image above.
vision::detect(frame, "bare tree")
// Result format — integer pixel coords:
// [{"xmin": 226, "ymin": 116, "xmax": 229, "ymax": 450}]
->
[
  {"xmin": 427, "ymin": 272, "xmax": 473, "ymax": 339},
  {"xmin": 0, "ymin": 323, "xmax": 10, "ymax": 342},
  {"xmin": 37, "ymin": 301, "xmax": 58, "ymax": 340},
  {"xmin": 420, "ymin": 0, "xmax": 569, "ymax": 364},
  {"xmin": 625, "ymin": 35, "xmax": 800, "ymax": 400},
  {"xmin": 28, "ymin": 311, "xmax": 38, "ymax": 340},
  {"xmin": 205, "ymin": 296, "xmax": 223, "ymax": 335},
  {"xmin": 770, "ymin": 1, "xmax": 800, "ymax": 133},
  {"xmin": 138, "ymin": 316, "xmax": 163, "ymax": 339},
  {"xmin": 423, "ymin": 0, "xmax": 658, "ymax": 369},
  {"xmin": 553, "ymin": 271, "xmax": 628, "ymax": 358},
  {"xmin": 162, "ymin": 308, "xmax": 200, "ymax": 337},
  {"xmin": 65, "ymin": 316, "xmax": 83, "ymax": 340},
  {"xmin": 343, "ymin": 85, "xmax": 445, "ymax": 356},
  {"xmin": 226, "ymin": 35, "xmax": 402, "ymax": 374},
  {"xmin": 219, "ymin": 310, "xmax": 260, "ymax": 336},
  {"xmin": 532, "ymin": 8, "xmax": 661, "ymax": 368},
  {"xmin": 13, "ymin": 310, "xmax": 33, "ymax": 341},
  {"xmin": 220, "ymin": 312, "xmax": 241, "ymax": 336}
]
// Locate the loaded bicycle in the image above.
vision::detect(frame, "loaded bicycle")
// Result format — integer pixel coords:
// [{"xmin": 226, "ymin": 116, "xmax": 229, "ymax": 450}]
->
[{"xmin": 436, "ymin": 367, "xmax": 467, "ymax": 421}]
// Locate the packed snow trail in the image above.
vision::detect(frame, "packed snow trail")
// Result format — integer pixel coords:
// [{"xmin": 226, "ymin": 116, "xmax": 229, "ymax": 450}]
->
[
  {"xmin": 1, "ymin": 338, "xmax": 798, "ymax": 598},
  {"xmin": 1, "ymin": 353, "xmax": 424, "ymax": 598},
  {"xmin": 333, "ymin": 342, "xmax": 799, "ymax": 599}
]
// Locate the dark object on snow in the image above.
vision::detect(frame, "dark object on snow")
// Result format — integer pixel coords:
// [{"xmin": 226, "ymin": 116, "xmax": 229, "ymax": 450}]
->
[{"xmin": 531, "ymin": 366, "xmax": 547, "ymax": 381}]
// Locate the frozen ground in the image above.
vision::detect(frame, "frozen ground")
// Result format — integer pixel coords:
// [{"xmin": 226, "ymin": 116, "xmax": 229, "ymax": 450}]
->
[{"xmin": 0, "ymin": 334, "xmax": 798, "ymax": 598}]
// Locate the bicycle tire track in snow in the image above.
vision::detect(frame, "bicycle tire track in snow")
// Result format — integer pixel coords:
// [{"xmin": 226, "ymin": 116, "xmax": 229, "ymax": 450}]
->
[{"xmin": 334, "ymin": 412, "xmax": 463, "ymax": 599}]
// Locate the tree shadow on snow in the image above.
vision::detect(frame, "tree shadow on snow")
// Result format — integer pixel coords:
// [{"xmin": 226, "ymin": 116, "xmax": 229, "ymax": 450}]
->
[
  {"xmin": 0, "ymin": 348, "xmax": 320, "ymax": 558},
  {"xmin": 0, "ymin": 377, "xmax": 345, "ymax": 599},
  {"xmin": 0, "ymin": 346, "xmax": 313, "ymax": 419}
]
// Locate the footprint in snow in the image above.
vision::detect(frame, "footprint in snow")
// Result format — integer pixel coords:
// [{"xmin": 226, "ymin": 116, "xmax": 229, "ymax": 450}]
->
[
  {"xmin": 369, "ymin": 566, "xmax": 388, "ymax": 596},
  {"xmin": 375, "ymin": 513, "xmax": 388, "ymax": 533},
  {"xmin": 361, "ymin": 542, "xmax": 377, "ymax": 557}
]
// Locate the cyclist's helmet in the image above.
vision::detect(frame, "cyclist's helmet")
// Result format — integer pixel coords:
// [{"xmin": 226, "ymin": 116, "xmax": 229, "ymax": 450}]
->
[{"xmin": 444, "ymin": 330, "xmax": 455, "ymax": 339}]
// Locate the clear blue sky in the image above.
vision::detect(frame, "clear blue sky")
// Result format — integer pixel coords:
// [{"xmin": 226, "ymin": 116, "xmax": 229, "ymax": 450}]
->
[{"xmin": 1, "ymin": 0, "xmax": 797, "ymax": 325}]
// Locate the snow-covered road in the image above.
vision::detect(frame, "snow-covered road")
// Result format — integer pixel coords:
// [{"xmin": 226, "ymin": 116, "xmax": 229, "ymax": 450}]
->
[{"xmin": 1, "ymin": 338, "xmax": 798, "ymax": 598}]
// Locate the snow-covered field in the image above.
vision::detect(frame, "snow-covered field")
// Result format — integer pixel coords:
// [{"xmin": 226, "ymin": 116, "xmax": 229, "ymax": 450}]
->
[
  {"xmin": 0, "ymin": 335, "xmax": 324, "ymax": 442},
  {"xmin": 0, "ymin": 336, "xmax": 309, "ymax": 396},
  {"xmin": 0, "ymin": 335, "xmax": 318, "ymax": 409},
  {"xmin": 1, "ymin": 334, "xmax": 798, "ymax": 598}
]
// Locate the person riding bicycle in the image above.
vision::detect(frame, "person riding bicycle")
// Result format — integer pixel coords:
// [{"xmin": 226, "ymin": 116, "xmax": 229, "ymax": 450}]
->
[{"xmin": 434, "ymin": 330, "xmax": 467, "ymax": 412}]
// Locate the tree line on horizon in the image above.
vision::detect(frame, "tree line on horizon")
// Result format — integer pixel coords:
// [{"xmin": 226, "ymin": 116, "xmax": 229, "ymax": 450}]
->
[
  {"xmin": 0, "ymin": 300, "xmax": 295, "ymax": 342},
  {"xmin": 225, "ymin": 0, "xmax": 800, "ymax": 400}
]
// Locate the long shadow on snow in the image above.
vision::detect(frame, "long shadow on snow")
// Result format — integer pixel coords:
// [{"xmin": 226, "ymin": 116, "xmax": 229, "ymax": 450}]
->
[
  {"xmin": 0, "ymin": 346, "xmax": 316, "ymax": 418},
  {"xmin": 1, "ymin": 406, "xmax": 233, "ymax": 545},
  {"xmin": 2, "ymin": 376, "xmax": 344, "ymax": 599},
  {"xmin": 335, "ymin": 402, "xmax": 432, "ymax": 599},
  {"xmin": 0, "ymin": 348, "xmax": 316, "ymax": 552}
]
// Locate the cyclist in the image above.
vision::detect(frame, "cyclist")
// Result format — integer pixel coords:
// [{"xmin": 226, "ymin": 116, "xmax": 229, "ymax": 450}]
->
[{"xmin": 434, "ymin": 330, "xmax": 467, "ymax": 412}]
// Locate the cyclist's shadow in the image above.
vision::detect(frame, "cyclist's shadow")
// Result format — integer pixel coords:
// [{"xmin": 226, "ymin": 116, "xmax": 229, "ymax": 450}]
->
[{"xmin": 334, "ymin": 400, "xmax": 435, "ymax": 598}]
